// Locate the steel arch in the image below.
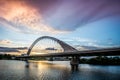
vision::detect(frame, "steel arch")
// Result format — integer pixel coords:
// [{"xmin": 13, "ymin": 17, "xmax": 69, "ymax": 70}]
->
[{"xmin": 27, "ymin": 36, "xmax": 77, "ymax": 55}]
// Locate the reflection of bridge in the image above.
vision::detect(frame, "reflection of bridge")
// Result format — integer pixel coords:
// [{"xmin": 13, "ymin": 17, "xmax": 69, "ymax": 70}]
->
[{"xmin": 18, "ymin": 36, "xmax": 120, "ymax": 70}]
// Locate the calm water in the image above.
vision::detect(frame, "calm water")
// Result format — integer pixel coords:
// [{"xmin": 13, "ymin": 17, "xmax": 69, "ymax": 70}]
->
[{"xmin": 0, "ymin": 60, "xmax": 120, "ymax": 80}]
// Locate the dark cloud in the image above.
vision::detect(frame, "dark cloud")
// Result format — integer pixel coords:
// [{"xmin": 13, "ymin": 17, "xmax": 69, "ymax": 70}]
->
[
  {"xmin": 0, "ymin": 46, "xmax": 27, "ymax": 52},
  {"xmin": 0, "ymin": 47, "xmax": 19, "ymax": 52},
  {"xmin": 25, "ymin": 0, "xmax": 120, "ymax": 31}
]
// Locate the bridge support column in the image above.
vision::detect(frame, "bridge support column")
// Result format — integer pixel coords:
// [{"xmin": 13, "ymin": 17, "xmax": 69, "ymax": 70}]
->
[
  {"xmin": 25, "ymin": 58, "xmax": 29, "ymax": 68},
  {"xmin": 70, "ymin": 56, "xmax": 79, "ymax": 71},
  {"xmin": 49, "ymin": 57, "xmax": 53, "ymax": 61}
]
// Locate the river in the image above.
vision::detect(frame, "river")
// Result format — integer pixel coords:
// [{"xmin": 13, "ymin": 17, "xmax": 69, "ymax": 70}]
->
[{"xmin": 0, "ymin": 60, "xmax": 120, "ymax": 80}]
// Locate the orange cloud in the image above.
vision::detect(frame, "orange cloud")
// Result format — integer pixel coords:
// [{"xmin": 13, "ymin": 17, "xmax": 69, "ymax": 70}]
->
[{"xmin": 0, "ymin": 0, "xmax": 67, "ymax": 34}]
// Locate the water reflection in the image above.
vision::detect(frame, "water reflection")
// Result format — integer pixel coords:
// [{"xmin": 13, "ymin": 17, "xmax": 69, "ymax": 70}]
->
[
  {"xmin": 0, "ymin": 60, "xmax": 120, "ymax": 80},
  {"xmin": 25, "ymin": 60, "xmax": 29, "ymax": 68}
]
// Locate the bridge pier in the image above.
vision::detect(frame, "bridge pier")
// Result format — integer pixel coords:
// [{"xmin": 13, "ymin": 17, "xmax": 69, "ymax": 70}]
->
[
  {"xmin": 25, "ymin": 59, "xmax": 29, "ymax": 68},
  {"xmin": 49, "ymin": 57, "xmax": 53, "ymax": 61},
  {"xmin": 70, "ymin": 56, "xmax": 79, "ymax": 70}
]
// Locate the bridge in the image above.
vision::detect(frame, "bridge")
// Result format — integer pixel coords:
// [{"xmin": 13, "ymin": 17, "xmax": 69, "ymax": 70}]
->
[{"xmin": 17, "ymin": 36, "xmax": 120, "ymax": 70}]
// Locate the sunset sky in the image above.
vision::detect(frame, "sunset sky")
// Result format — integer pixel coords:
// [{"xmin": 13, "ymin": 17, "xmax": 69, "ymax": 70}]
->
[{"xmin": 0, "ymin": 0, "xmax": 120, "ymax": 49}]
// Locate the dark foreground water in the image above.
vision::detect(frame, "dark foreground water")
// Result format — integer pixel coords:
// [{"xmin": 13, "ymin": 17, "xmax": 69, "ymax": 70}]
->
[{"xmin": 0, "ymin": 60, "xmax": 120, "ymax": 80}]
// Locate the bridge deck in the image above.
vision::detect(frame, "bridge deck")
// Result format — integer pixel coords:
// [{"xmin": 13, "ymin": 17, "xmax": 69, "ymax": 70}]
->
[{"xmin": 17, "ymin": 48, "xmax": 120, "ymax": 58}]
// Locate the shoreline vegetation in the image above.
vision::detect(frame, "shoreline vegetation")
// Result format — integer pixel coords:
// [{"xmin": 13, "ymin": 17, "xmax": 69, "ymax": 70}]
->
[
  {"xmin": 0, "ymin": 54, "xmax": 120, "ymax": 65},
  {"xmin": 80, "ymin": 56, "xmax": 120, "ymax": 65}
]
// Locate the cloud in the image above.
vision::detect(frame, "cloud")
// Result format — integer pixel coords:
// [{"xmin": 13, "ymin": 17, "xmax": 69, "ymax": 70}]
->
[
  {"xmin": 0, "ymin": 46, "xmax": 19, "ymax": 52},
  {"xmin": 0, "ymin": 39, "xmax": 21, "ymax": 47},
  {"xmin": 0, "ymin": 47, "xmax": 27, "ymax": 54},
  {"xmin": 0, "ymin": 39, "xmax": 12, "ymax": 45},
  {"xmin": 74, "ymin": 38, "xmax": 102, "ymax": 47},
  {"xmin": 74, "ymin": 37, "xmax": 98, "ymax": 43},
  {"xmin": 0, "ymin": 0, "xmax": 67, "ymax": 34},
  {"xmin": 74, "ymin": 38, "xmax": 120, "ymax": 48},
  {"xmin": 0, "ymin": 0, "xmax": 120, "ymax": 34},
  {"xmin": 87, "ymin": 42, "xmax": 101, "ymax": 47},
  {"xmin": 29, "ymin": 0, "xmax": 120, "ymax": 31}
]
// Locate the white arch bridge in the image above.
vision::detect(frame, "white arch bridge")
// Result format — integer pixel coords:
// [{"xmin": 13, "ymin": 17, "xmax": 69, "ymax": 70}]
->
[{"xmin": 17, "ymin": 36, "xmax": 120, "ymax": 70}]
